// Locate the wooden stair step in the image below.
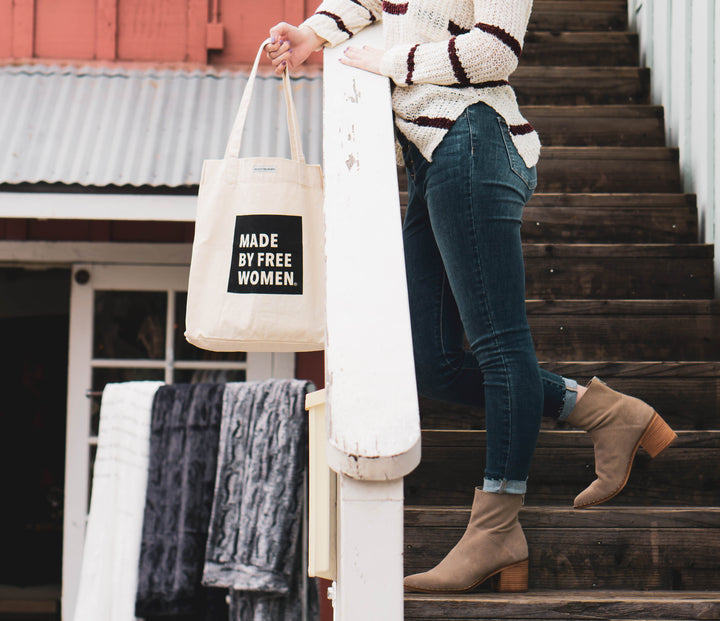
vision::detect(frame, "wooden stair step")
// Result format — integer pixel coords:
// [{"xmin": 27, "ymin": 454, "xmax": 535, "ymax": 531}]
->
[
  {"xmin": 405, "ymin": 507, "xmax": 720, "ymax": 591},
  {"xmin": 530, "ymin": 0, "xmax": 628, "ymax": 33},
  {"xmin": 527, "ymin": 300, "xmax": 720, "ymax": 361},
  {"xmin": 523, "ymin": 31, "xmax": 639, "ymax": 66},
  {"xmin": 398, "ymin": 193, "xmax": 699, "ymax": 243},
  {"xmin": 419, "ymin": 362, "xmax": 720, "ymax": 431},
  {"xmin": 523, "ymin": 243, "xmax": 713, "ymax": 299},
  {"xmin": 522, "ymin": 105, "xmax": 665, "ymax": 147},
  {"xmin": 405, "ymin": 590, "xmax": 720, "ymax": 620},
  {"xmin": 523, "ymin": 194, "xmax": 697, "ymax": 243},
  {"xmin": 0, "ymin": 585, "xmax": 60, "ymax": 617},
  {"xmin": 536, "ymin": 147, "xmax": 681, "ymax": 193},
  {"xmin": 404, "ymin": 430, "xmax": 720, "ymax": 507},
  {"xmin": 514, "ymin": 67, "xmax": 649, "ymax": 106}
]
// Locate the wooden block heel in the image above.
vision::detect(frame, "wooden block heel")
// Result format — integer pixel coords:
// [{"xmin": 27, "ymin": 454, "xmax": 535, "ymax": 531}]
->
[
  {"xmin": 640, "ymin": 412, "xmax": 678, "ymax": 458},
  {"xmin": 491, "ymin": 559, "xmax": 529, "ymax": 593}
]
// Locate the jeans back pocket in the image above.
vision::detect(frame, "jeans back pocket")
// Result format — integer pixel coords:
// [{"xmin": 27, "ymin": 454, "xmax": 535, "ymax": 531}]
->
[{"xmin": 497, "ymin": 117, "xmax": 537, "ymax": 193}]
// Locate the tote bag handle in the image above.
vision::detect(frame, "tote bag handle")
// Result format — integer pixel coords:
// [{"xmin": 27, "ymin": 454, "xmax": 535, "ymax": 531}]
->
[{"xmin": 224, "ymin": 38, "xmax": 305, "ymax": 163}]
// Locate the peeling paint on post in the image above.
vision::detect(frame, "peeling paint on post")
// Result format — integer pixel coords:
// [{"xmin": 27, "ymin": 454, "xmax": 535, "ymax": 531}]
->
[{"xmin": 321, "ymin": 21, "xmax": 420, "ymax": 621}]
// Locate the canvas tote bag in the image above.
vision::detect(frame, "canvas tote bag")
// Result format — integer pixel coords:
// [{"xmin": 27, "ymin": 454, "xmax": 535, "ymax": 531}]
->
[{"xmin": 185, "ymin": 40, "xmax": 325, "ymax": 352}]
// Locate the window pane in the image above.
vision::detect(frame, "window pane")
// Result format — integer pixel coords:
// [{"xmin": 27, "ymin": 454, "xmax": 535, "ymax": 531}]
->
[
  {"xmin": 94, "ymin": 291, "xmax": 167, "ymax": 359},
  {"xmin": 173, "ymin": 292, "xmax": 247, "ymax": 362},
  {"xmin": 90, "ymin": 368, "xmax": 165, "ymax": 436},
  {"xmin": 173, "ymin": 369, "xmax": 247, "ymax": 384}
]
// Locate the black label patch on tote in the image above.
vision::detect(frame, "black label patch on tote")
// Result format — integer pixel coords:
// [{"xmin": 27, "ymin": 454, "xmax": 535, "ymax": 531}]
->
[{"xmin": 228, "ymin": 215, "xmax": 303, "ymax": 295}]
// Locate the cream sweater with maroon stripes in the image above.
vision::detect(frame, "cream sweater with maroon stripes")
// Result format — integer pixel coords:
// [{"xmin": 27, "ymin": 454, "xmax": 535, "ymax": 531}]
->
[{"xmin": 303, "ymin": 0, "xmax": 540, "ymax": 167}]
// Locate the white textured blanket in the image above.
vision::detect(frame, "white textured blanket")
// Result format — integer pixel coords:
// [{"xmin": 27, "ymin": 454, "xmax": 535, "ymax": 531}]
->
[{"xmin": 73, "ymin": 381, "xmax": 163, "ymax": 621}]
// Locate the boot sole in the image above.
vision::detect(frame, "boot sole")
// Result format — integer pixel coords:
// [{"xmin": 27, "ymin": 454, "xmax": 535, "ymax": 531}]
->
[
  {"xmin": 403, "ymin": 559, "xmax": 529, "ymax": 594},
  {"xmin": 574, "ymin": 411, "xmax": 678, "ymax": 509}
]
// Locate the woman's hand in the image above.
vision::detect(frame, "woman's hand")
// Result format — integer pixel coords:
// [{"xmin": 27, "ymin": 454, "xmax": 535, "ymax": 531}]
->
[
  {"xmin": 339, "ymin": 45, "xmax": 385, "ymax": 75},
  {"xmin": 266, "ymin": 23, "xmax": 326, "ymax": 75}
]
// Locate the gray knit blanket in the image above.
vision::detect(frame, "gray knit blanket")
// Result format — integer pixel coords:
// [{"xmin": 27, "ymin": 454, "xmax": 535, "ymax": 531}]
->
[
  {"xmin": 135, "ymin": 383, "xmax": 227, "ymax": 619},
  {"xmin": 203, "ymin": 379, "xmax": 314, "ymax": 621}
]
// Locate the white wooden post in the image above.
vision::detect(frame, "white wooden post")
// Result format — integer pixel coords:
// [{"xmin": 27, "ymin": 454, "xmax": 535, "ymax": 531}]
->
[
  {"xmin": 321, "ymin": 22, "xmax": 421, "ymax": 620},
  {"xmin": 336, "ymin": 477, "xmax": 404, "ymax": 620}
]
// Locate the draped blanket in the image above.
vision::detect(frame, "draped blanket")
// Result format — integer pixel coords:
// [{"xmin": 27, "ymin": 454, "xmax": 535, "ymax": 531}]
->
[
  {"xmin": 73, "ymin": 381, "xmax": 163, "ymax": 621},
  {"xmin": 203, "ymin": 379, "xmax": 312, "ymax": 621},
  {"xmin": 135, "ymin": 383, "xmax": 227, "ymax": 619}
]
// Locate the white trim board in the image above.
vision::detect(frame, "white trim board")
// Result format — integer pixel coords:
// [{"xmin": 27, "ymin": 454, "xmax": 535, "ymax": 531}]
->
[{"xmin": 0, "ymin": 193, "xmax": 197, "ymax": 221}]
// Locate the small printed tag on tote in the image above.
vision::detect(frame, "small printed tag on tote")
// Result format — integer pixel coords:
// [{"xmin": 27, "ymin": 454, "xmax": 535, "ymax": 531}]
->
[{"xmin": 227, "ymin": 214, "xmax": 303, "ymax": 294}]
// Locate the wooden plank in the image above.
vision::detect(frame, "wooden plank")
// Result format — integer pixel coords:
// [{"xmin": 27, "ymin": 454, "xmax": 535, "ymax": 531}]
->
[
  {"xmin": 34, "ymin": 0, "xmax": 95, "ymax": 59},
  {"xmin": 536, "ymin": 147, "xmax": 681, "ymax": 193},
  {"xmin": 418, "ymin": 362, "xmax": 720, "ymax": 431},
  {"xmin": 3, "ymin": 219, "xmax": 29, "ymax": 240},
  {"xmin": 405, "ymin": 506, "xmax": 720, "ymax": 530},
  {"xmin": 405, "ymin": 526, "xmax": 720, "ymax": 590},
  {"xmin": 522, "ymin": 32, "xmax": 639, "ymax": 66},
  {"xmin": 0, "ymin": 599, "xmax": 58, "ymax": 613},
  {"xmin": 398, "ymin": 193, "xmax": 699, "ymax": 243},
  {"xmin": 530, "ymin": 1, "xmax": 628, "ymax": 32},
  {"xmin": 117, "ymin": 0, "xmax": 187, "ymax": 61},
  {"xmin": 404, "ymin": 591, "xmax": 720, "ymax": 620},
  {"xmin": 186, "ymin": 0, "xmax": 206, "ymax": 62},
  {"xmin": 522, "ymin": 206, "xmax": 695, "ymax": 242},
  {"xmin": 528, "ymin": 314, "xmax": 720, "ymax": 362},
  {"xmin": 12, "ymin": 0, "xmax": 34, "ymax": 57},
  {"xmin": 0, "ymin": 1, "xmax": 12, "ymax": 57},
  {"xmin": 404, "ymin": 431, "xmax": 720, "ymax": 507},
  {"xmin": 522, "ymin": 105, "xmax": 666, "ymax": 147},
  {"xmin": 522, "ymin": 193, "xmax": 697, "ymax": 243},
  {"xmin": 525, "ymin": 254, "xmax": 713, "ymax": 299},
  {"xmin": 96, "ymin": 0, "xmax": 118, "ymax": 59},
  {"xmin": 513, "ymin": 67, "xmax": 650, "ymax": 106},
  {"xmin": 522, "ymin": 243, "xmax": 711, "ymax": 258},
  {"xmin": 525, "ymin": 299, "xmax": 720, "ymax": 315}
]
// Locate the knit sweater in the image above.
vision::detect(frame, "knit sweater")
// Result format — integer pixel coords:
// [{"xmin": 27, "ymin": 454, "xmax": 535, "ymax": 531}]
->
[{"xmin": 302, "ymin": 0, "xmax": 540, "ymax": 167}]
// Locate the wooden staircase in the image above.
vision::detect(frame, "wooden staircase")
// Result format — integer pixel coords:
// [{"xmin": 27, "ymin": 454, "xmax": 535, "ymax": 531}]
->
[{"xmin": 401, "ymin": 1, "xmax": 720, "ymax": 618}]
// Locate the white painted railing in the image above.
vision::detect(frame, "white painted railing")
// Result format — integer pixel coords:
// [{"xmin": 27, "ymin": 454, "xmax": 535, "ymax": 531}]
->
[
  {"xmin": 629, "ymin": 0, "xmax": 720, "ymax": 296},
  {"xmin": 321, "ymin": 22, "xmax": 421, "ymax": 621}
]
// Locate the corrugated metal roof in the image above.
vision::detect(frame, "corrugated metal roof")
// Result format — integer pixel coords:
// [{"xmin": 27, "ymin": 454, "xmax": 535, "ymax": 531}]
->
[{"xmin": 0, "ymin": 64, "xmax": 323, "ymax": 187}]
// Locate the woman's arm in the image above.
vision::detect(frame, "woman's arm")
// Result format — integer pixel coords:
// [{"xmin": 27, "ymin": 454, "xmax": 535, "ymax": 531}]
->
[
  {"xmin": 303, "ymin": 0, "xmax": 383, "ymax": 48},
  {"xmin": 379, "ymin": 0, "xmax": 533, "ymax": 86}
]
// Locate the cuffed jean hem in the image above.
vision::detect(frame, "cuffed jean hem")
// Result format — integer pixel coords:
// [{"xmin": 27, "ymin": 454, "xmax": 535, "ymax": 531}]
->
[
  {"xmin": 483, "ymin": 478, "xmax": 527, "ymax": 495},
  {"xmin": 557, "ymin": 378, "xmax": 579, "ymax": 421}
]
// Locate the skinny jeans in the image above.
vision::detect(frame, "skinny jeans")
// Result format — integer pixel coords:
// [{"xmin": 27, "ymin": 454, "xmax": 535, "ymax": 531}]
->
[{"xmin": 399, "ymin": 102, "xmax": 577, "ymax": 494}]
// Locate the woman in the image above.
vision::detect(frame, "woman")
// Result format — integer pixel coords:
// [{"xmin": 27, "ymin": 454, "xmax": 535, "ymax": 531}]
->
[{"xmin": 266, "ymin": 0, "xmax": 677, "ymax": 594}]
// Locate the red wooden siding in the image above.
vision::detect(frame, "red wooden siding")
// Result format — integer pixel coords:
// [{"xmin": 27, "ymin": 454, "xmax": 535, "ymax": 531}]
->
[
  {"xmin": 0, "ymin": 0, "xmax": 319, "ymax": 64},
  {"xmin": 117, "ymin": 0, "xmax": 188, "ymax": 61},
  {"xmin": 0, "ymin": 1, "xmax": 13, "ymax": 57},
  {"xmin": 35, "ymin": 0, "xmax": 95, "ymax": 59}
]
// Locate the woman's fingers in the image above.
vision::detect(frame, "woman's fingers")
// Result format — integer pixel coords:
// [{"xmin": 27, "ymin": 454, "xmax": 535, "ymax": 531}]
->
[
  {"xmin": 339, "ymin": 45, "xmax": 384, "ymax": 75},
  {"xmin": 267, "ymin": 40, "xmax": 290, "ymax": 60},
  {"xmin": 269, "ymin": 22, "xmax": 293, "ymax": 44},
  {"xmin": 270, "ymin": 42, "xmax": 293, "ymax": 75}
]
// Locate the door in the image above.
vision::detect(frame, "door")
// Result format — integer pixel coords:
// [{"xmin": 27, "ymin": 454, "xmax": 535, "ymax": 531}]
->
[{"xmin": 61, "ymin": 263, "xmax": 293, "ymax": 620}]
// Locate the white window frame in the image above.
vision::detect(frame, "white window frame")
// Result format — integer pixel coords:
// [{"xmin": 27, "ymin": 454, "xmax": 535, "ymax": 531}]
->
[{"xmin": 62, "ymin": 263, "xmax": 294, "ymax": 620}]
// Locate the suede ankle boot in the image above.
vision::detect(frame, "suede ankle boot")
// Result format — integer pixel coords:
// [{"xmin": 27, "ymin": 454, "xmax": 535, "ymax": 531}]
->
[
  {"xmin": 404, "ymin": 489, "xmax": 528, "ymax": 593},
  {"xmin": 567, "ymin": 377, "xmax": 677, "ymax": 509}
]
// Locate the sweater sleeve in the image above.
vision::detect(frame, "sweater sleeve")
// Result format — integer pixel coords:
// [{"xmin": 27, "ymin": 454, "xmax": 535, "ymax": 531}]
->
[
  {"xmin": 301, "ymin": 0, "xmax": 383, "ymax": 48},
  {"xmin": 379, "ymin": 0, "xmax": 532, "ymax": 87}
]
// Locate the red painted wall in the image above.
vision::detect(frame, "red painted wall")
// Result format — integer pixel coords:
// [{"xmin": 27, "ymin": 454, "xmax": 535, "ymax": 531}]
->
[
  {"xmin": 35, "ymin": 0, "xmax": 95, "ymax": 59},
  {"xmin": 0, "ymin": 0, "xmax": 318, "ymax": 64},
  {"xmin": 0, "ymin": 1, "xmax": 13, "ymax": 58}
]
